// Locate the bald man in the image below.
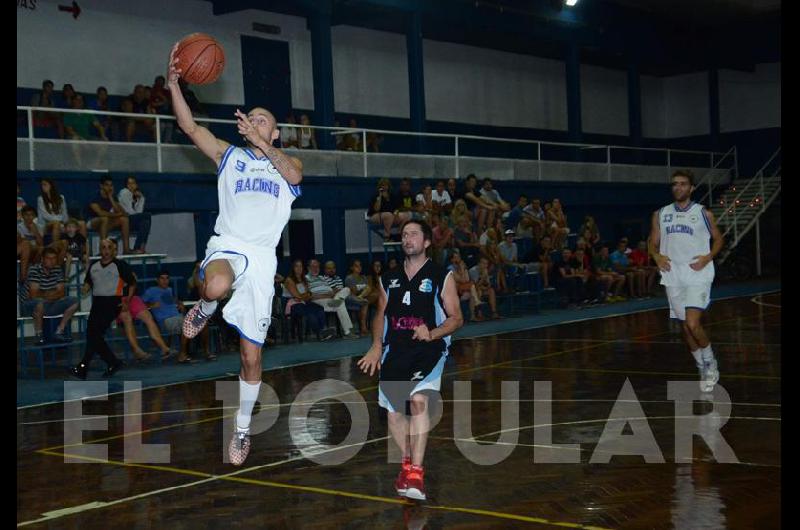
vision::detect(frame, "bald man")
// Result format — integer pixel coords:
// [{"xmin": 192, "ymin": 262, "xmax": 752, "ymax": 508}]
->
[{"xmin": 168, "ymin": 44, "xmax": 303, "ymax": 466}]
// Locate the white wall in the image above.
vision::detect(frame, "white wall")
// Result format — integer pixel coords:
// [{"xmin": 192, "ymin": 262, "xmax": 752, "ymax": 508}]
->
[
  {"xmin": 641, "ymin": 74, "xmax": 667, "ymax": 138},
  {"xmin": 17, "ymin": 0, "xmax": 315, "ymax": 107},
  {"xmin": 423, "ymin": 40, "xmax": 567, "ymax": 130},
  {"xmin": 642, "ymin": 72, "xmax": 711, "ymax": 138},
  {"xmin": 719, "ymin": 62, "xmax": 780, "ymax": 132},
  {"xmin": 332, "ymin": 26, "xmax": 409, "ymax": 118},
  {"xmin": 580, "ymin": 64, "xmax": 629, "ymax": 136},
  {"xmin": 17, "ymin": 0, "xmax": 779, "ymax": 138}
]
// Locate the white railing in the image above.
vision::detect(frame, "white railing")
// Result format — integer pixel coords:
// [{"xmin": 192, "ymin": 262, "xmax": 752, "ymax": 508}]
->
[
  {"xmin": 715, "ymin": 146, "xmax": 781, "ymax": 247},
  {"xmin": 695, "ymin": 145, "xmax": 738, "ymax": 208},
  {"xmin": 17, "ymin": 105, "xmax": 731, "ymax": 181}
]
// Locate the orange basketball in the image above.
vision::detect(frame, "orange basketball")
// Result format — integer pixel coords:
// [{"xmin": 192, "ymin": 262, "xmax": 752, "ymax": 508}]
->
[{"xmin": 174, "ymin": 33, "xmax": 225, "ymax": 85}]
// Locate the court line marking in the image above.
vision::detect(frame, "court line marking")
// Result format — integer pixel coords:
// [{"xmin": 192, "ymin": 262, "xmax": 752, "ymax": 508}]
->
[
  {"xmin": 428, "ymin": 433, "xmax": 781, "ymax": 469},
  {"xmin": 751, "ymin": 294, "xmax": 781, "ymax": 308},
  {"xmin": 32, "ymin": 307, "xmax": 780, "ymax": 453},
  {"xmin": 19, "ymin": 400, "xmax": 780, "ymax": 426},
  {"xmin": 483, "ymin": 338, "xmax": 781, "ymax": 346},
  {"xmin": 473, "ymin": 415, "xmax": 781, "ymax": 440},
  {"xmin": 24, "ymin": 412, "xmax": 782, "ymax": 527},
  {"xmin": 17, "ymin": 289, "xmax": 781, "ymax": 411},
  {"xmin": 500, "ymin": 366, "xmax": 781, "ymax": 381},
  {"xmin": 22, "ymin": 445, "xmax": 612, "ymax": 530}
]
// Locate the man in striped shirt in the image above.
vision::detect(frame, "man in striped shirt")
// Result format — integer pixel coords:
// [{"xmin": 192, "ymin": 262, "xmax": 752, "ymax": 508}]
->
[
  {"xmin": 306, "ymin": 258, "xmax": 354, "ymax": 337},
  {"xmin": 21, "ymin": 247, "xmax": 79, "ymax": 344}
]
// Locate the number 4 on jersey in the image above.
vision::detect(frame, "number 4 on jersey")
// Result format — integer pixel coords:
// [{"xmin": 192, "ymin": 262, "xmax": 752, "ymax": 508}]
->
[{"xmin": 402, "ymin": 291, "xmax": 411, "ymax": 306}]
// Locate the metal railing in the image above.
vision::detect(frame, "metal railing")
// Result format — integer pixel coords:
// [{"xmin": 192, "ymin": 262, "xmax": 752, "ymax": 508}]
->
[{"xmin": 17, "ymin": 105, "xmax": 732, "ymax": 181}]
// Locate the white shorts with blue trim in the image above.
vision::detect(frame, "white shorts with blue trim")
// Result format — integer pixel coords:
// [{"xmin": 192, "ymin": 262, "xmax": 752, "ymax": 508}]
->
[
  {"xmin": 666, "ymin": 282, "xmax": 712, "ymax": 322},
  {"xmin": 201, "ymin": 234, "xmax": 277, "ymax": 346}
]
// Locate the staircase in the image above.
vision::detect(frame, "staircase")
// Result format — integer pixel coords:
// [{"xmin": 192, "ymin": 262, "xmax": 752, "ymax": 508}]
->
[{"xmin": 707, "ymin": 147, "xmax": 781, "ymax": 265}]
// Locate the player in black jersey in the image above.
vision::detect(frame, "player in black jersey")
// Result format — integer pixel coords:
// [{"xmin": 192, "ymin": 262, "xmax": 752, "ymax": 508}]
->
[{"xmin": 358, "ymin": 219, "xmax": 463, "ymax": 501}]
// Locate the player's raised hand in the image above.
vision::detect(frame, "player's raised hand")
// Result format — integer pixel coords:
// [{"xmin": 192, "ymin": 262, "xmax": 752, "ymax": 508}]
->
[
  {"xmin": 357, "ymin": 345, "xmax": 382, "ymax": 377},
  {"xmin": 235, "ymin": 109, "xmax": 260, "ymax": 145},
  {"xmin": 412, "ymin": 324, "xmax": 432, "ymax": 342},
  {"xmin": 167, "ymin": 43, "xmax": 182, "ymax": 86}
]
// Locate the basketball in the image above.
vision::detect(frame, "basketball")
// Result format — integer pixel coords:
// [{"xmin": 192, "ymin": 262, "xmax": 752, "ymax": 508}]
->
[{"xmin": 174, "ymin": 33, "xmax": 225, "ymax": 85}]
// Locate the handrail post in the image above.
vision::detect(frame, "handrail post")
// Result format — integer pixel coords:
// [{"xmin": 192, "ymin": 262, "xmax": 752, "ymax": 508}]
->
[
  {"xmin": 537, "ymin": 142, "xmax": 542, "ymax": 181},
  {"xmin": 606, "ymin": 146, "xmax": 611, "ymax": 182},
  {"xmin": 362, "ymin": 129, "xmax": 367, "ymax": 178},
  {"xmin": 454, "ymin": 136, "xmax": 460, "ymax": 179},
  {"xmin": 666, "ymin": 149, "xmax": 671, "ymax": 182},
  {"xmin": 27, "ymin": 108, "xmax": 35, "ymax": 170},
  {"xmin": 155, "ymin": 116, "xmax": 162, "ymax": 173}
]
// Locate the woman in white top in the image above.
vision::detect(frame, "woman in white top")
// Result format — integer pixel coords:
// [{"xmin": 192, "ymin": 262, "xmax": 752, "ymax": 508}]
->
[
  {"xmin": 37, "ymin": 178, "xmax": 86, "ymax": 242},
  {"xmin": 280, "ymin": 114, "xmax": 298, "ymax": 148},
  {"xmin": 298, "ymin": 114, "xmax": 317, "ymax": 150},
  {"xmin": 117, "ymin": 175, "xmax": 151, "ymax": 253}
]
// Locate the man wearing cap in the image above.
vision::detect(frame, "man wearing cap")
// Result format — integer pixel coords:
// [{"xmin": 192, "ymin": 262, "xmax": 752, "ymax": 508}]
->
[{"xmin": 498, "ymin": 229, "xmax": 523, "ymax": 290}]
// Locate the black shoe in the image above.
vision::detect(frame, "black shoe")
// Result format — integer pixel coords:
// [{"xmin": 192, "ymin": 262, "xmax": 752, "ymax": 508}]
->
[
  {"xmin": 53, "ymin": 330, "xmax": 73, "ymax": 343},
  {"xmin": 69, "ymin": 364, "xmax": 88, "ymax": 380},
  {"xmin": 102, "ymin": 361, "xmax": 124, "ymax": 378}
]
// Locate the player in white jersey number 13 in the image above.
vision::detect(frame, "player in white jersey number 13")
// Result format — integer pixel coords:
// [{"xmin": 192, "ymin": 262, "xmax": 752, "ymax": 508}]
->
[
  {"xmin": 648, "ymin": 170, "xmax": 724, "ymax": 393},
  {"xmin": 167, "ymin": 42, "xmax": 303, "ymax": 466}
]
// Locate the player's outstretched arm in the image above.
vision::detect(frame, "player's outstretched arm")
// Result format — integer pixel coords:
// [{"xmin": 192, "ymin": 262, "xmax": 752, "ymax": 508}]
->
[
  {"xmin": 167, "ymin": 43, "xmax": 229, "ymax": 166},
  {"xmin": 357, "ymin": 279, "xmax": 387, "ymax": 377}
]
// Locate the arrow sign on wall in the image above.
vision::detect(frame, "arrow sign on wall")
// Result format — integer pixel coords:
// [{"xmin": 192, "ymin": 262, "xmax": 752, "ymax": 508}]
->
[{"xmin": 58, "ymin": 1, "xmax": 81, "ymax": 19}]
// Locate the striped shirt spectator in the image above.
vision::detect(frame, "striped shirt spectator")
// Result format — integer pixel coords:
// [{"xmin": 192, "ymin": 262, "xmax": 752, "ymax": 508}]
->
[
  {"xmin": 20, "ymin": 262, "xmax": 64, "ymax": 302},
  {"xmin": 323, "ymin": 260, "xmax": 345, "ymax": 292}
]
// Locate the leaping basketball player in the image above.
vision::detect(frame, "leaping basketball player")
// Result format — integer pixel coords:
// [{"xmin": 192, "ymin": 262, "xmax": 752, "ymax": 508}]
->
[
  {"xmin": 167, "ymin": 43, "xmax": 303, "ymax": 465},
  {"xmin": 649, "ymin": 170, "xmax": 724, "ymax": 393}
]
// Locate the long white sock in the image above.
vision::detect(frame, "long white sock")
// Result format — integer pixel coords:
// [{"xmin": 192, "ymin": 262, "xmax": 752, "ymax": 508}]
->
[
  {"xmin": 236, "ymin": 378, "xmax": 261, "ymax": 432},
  {"xmin": 200, "ymin": 298, "xmax": 218, "ymax": 316},
  {"xmin": 691, "ymin": 349, "xmax": 703, "ymax": 367},
  {"xmin": 701, "ymin": 344, "xmax": 715, "ymax": 362}
]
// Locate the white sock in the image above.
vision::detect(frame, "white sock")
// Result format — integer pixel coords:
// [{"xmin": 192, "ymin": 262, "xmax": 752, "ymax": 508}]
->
[
  {"xmin": 701, "ymin": 344, "xmax": 715, "ymax": 362},
  {"xmin": 691, "ymin": 349, "xmax": 703, "ymax": 367},
  {"xmin": 200, "ymin": 299, "xmax": 218, "ymax": 316},
  {"xmin": 236, "ymin": 378, "xmax": 261, "ymax": 432}
]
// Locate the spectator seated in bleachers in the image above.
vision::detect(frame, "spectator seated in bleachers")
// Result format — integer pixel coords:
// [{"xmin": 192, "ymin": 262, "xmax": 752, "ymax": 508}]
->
[
  {"xmin": 430, "ymin": 214, "xmax": 454, "ymax": 266},
  {"xmin": 548, "ymin": 198, "xmax": 570, "ymax": 250},
  {"xmin": 18, "ymin": 205, "xmax": 44, "ymax": 266},
  {"xmin": 307, "ymin": 258, "xmax": 354, "ymax": 338},
  {"xmin": 20, "ymin": 247, "xmax": 79, "ymax": 345},
  {"xmin": 521, "ymin": 197, "xmax": 547, "ymax": 241},
  {"xmin": 453, "ymin": 216, "xmax": 480, "ymax": 267},
  {"xmin": 368, "ymin": 178, "xmax": 409, "ymax": 242},
  {"xmin": 448, "ymin": 251, "xmax": 483, "ymax": 322},
  {"xmin": 479, "ymin": 177, "xmax": 511, "ymax": 226},
  {"xmin": 117, "ymin": 175, "xmax": 151, "ymax": 254},
  {"xmin": 298, "ymin": 114, "xmax": 318, "ymax": 150},
  {"xmin": 449, "ymin": 199, "xmax": 473, "ymax": 231},
  {"xmin": 30, "ymin": 79, "xmax": 63, "ymax": 139},
  {"xmin": 58, "ymin": 218, "xmax": 88, "ymax": 278},
  {"xmin": 344, "ymin": 259, "xmax": 371, "ymax": 337},
  {"xmin": 392, "ymin": 178, "xmax": 423, "ymax": 222},
  {"xmin": 415, "ymin": 183, "xmax": 435, "ymax": 221},
  {"xmin": 463, "ymin": 174, "xmax": 496, "ymax": 233},
  {"xmin": 142, "ymin": 269, "xmax": 212, "ymax": 361},
  {"xmin": 579, "ymin": 216, "xmax": 601, "ymax": 248},
  {"xmin": 479, "ymin": 227, "xmax": 508, "ymax": 293},
  {"xmin": 283, "ymin": 259, "xmax": 333, "ymax": 342},
  {"xmin": 629, "ymin": 240, "xmax": 659, "ymax": 297},
  {"xmin": 469, "ymin": 256, "xmax": 501, "ymax": 319},
  {"xmin": 432, "ymin": 179, "xmax": 453, "ymax": 216},
  {"xmin": 593, "ymin": 242, "xmax": 626, "ymax": 302},
  {"xmin": 87, "ymin": 175, "xmax": 132, "ymax": 255},
  {"xmin": 116, "ymin": 294, "xmax": 174, "ymax": 362},
  {"xmin": 610, "ymin": 239, "xmax": 646, "ymax": 299},
  {"xmin": 37, "ymin": 178, "xmax": 84, "ymax": 246},
  {"xmin": 555, "ymin": 248, "xmax": 584, "ymax": 308}
]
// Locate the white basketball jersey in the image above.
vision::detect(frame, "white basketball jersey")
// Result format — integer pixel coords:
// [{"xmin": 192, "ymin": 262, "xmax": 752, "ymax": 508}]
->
[
  {"xmin": 658, "ymin": 201, "xmax": 714, "ymax": 286},
  {"xmin": 214, "ymin": 146, "xmax": 300, "ymax": 248}
]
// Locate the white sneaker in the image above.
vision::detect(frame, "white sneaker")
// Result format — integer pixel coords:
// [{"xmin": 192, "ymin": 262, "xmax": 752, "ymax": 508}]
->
[{"xmin": 700, "ymin": 358, "xmax": 719, "ymax": 393}]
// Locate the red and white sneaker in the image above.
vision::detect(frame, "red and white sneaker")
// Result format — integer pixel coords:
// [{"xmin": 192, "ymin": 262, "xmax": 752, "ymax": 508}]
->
[
  {"xmin": 404, "ymin": 464, "xmax": 426, "ymax": 501},
  {"xmin": 228, "ymin": 429, "xmax": 251, "ymax": 466},
  {"xmin": 183, "ymin": 303, "xmax": 213, "ymax": 339},
  {"xmin": 395, "ymin": 457, "xmax": 412, "ymax": 496}
]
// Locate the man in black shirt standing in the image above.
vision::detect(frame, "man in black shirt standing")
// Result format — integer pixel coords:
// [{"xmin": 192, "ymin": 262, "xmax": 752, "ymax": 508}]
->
[
  {"xmin": 358, "ymin": 220, "xmax": 463, "ymax": 501},
  {"xmin": 70, "ymin": 239, "xmax": 135, "ymax": 379}
]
